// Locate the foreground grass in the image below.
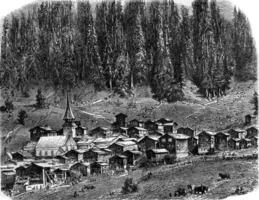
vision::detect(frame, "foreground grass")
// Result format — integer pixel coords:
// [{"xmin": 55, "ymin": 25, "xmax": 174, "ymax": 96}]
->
[{"xmin": 14, "ymin": 158, "xmax": 258, "ymax": 200}]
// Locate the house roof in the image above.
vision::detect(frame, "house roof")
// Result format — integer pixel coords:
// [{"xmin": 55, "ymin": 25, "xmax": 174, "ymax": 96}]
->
[
  {"xmin": 124, "ymin": 150, "xmax": 142, "ymax": 155},
  {"xmin": 115, "ymin": 141, "xmax": 136, "ymax": 147},
  {"xmin": 138, "ymin": 135, "xmax": 160, "ymax": 143},
  {"xmin": 36, "ymin": 136, "xmax": 69, "ymax": 149},
  {"xmin": 129, "ymin": 127, "xmax": 147, "ymax": 131},
  {"xmin": 70, "ymin": 162, "xmax": 90, "ymax": 168},
  {"xmin": 173, "ymin": 134, "xmax": 190, "ymax": 140},
  {"xmin": 230, "ymin": 138, "xmax": 241, "ymax": 142},
  {"xmin": 198, "ymin": 130, "xmax": 216, "ymax": 136},
  {"xmin": 111, "ymin": 154, "xmax": 127, "ymax": 159},
  {"xmin": 216, "ymin": 132, "xmax": 230, "ymax": 136},
  {"xmin": 63, "ymin": 93, "xmax": 75, "ymax": 121},
  {"xmin": 150, "ymin": 148, "xmax": 169, "ymax": 154},
  {"xmin": 115, "ymin": 113, "xmax": 127, "ymax": 117}
]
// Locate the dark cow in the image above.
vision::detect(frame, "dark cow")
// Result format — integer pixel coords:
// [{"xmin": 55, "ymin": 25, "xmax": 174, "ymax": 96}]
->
[
  {"xmin": 187, "ymin": 184, "xmax": 195, "ymax": 194},
  {"xmin": 219, "ymin": 173, "xmax": 230, "ymax": 179},
  {"xmin": 174, "ymin": 187, "xmax": 187, "ymax": 197},
  {"xmin": 84, "ymin": 185, "xmax": 95, "ymax": 190},
  {"xmin": 194, "ymin": 185, "xmax": 209, "ymax": 194}
]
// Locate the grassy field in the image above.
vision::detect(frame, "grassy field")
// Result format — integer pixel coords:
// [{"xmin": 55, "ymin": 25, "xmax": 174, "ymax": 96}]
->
[{"xmin": 13, "ymin": 157, "xmax": 258, "ymax": 200}]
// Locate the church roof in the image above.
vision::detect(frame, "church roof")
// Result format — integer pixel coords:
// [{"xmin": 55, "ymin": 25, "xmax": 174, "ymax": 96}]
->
[{"xmin": 63, "ymin": 93, "xmax": 75, "ymax": 121}]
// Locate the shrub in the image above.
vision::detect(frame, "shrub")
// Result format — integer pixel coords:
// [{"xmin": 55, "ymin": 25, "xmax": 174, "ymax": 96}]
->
[
  {"xmin": 121, "ymin": 178, "xmax": 138, "ymax": 194},
  {"xmin": 164, "ymin": 154, "xmax": 176, "ymax": 164},
  {"xmin": 17, "ymin": 110, "xmax": 28, "ymax": 125},
  {"xmin": 136, "ymin": 155, "xmax": 153, "ymax": 168},
  {"xmin": 4, "ymin": 99, "xmax": 14, "ymax": 112}
]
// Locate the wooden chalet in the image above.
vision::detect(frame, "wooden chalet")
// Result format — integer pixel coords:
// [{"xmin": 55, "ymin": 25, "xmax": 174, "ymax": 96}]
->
[
  {"xmin": 109, "ymin": 141, "xmax": 138, "ymax": 154},
  {"xmin": 64, "ymin": 149, "xmax": 86, "ymax": 163},
  {"xmin": 54, "ymin": 155, "xmax": 68, "ymax": 164},
  {"xmin": 83, "ymin": 148, "xmax": 112, "ymax": 163},
  {"xmin": 227, "ymin": 128, "xmax": 245, "ymax": 139},
  {"xmin": 187, "ymin": 136, "xmax": 198, "ymax": 153},
  {"xmin": 251, "ymin": 136, "xmax": 258, "ymax": 147},
  {"xmin": 112, "ymin": 127, "xmax": 128, "ymax": 136},
  {"xmin": 127, "ymin": 127, "xmax": 148, "ymax": 138},
  {"xmin": 177, "ymin": 127, "xmax": 195, "ymax": 137},
  {"xmin": 163, "ymin": 122, "xmax": 174, "ymax": 134},
  {"xmin": 123, "ymin": 150, "xmax": 142, "ymax": 165},
  {"xmin": 69, "ymin": 162, "xmax": 90, "ymax": 176},
  {"xmin": 156, "ymin": 118, "xmax": 173, "ymax": 124},
  {"xmin": 89, "ymin": 127, "xmax": 110, "ymax": 138},
  {"xmin": 137, "ymin": 135, "xmax": 160, "ymax": 152},
  {"xmin": 144, "ymin": 120, "xmax": 158, "ymax": 131},
  {"xmin": 157, "ymin": 133, "xmax": 189, "ymax": 158},
  {"xmin": 197, "ymin": 131, "xmax": 216, "ymax": 154},
  {"xmin": 11, "ymin": 151, "xmax": 33, "ymax": 162},
  {"xmin": 146, "ymin": 149, "xmax": 169, "ymax": 163},
  {"xmin": 29, "ymin": 126, "xmax": 59, "ymax": 142},
  {"xmin": 246, "ymin": 126, "xmax": 258, "ymax": 139},
  {"xmin": 90, "ymin": 162, "xmax": 109, "ymax": 174},
  {"xmin": 215, "ymin": 132, "xmax": 229, "ymax": 151},
  {"xmin": 77, "ymin": 139, "xmax": 95, "ymax": 150},
  {"xmin": 239, "ymin": 138, "xmax": 251, "ymax": 149},
  {"xmin": 228, "ymin": 138, "xmax": 240, "ymax": 150},
  {"xmin": 35, "ymin": 135, "xmax": 77, "ymax": 158},
  {"xmin": 129, "ymin": 119, "xmax": 145, "ymax": 128},
  {"xmin": 109, "ymin": 155, "xmax": 127, "ymax": 170},
  {"xmin": 245, "ymin": 114, "xmax": 252, "ymax": 125},
  {"xmin": 115, "ymin": 113, "xmax": 127, "ymax": 127}
]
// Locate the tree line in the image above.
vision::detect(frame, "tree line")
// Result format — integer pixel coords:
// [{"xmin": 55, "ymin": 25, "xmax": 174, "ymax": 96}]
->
[{"xmin": 0, "ymin": 0, "xmax": 256, "ymax": 102}]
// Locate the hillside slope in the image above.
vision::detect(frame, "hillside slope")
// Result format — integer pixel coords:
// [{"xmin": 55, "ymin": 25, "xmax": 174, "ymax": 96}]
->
[{"xmin": 0, "ymin": 80, "xmax": 256, "ymax": 153}]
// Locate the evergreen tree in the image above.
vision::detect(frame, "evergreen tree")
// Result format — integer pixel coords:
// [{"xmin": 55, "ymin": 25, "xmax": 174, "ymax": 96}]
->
[
  {"xmin": 36, "ymin": 88, "xmax": 46, "ymax": 109},
  {"xmin": 17, "ymin": 110, "xmax": 28, "ymax": 125}
]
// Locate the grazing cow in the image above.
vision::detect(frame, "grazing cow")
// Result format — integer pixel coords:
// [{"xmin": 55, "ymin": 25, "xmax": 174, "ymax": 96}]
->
[
  {"xmin": 219, "ymin": 173, "xmax": 230, "ymax": 179},
  {"xmin": 74, "ymin": 191, "xmax": 78, "ymax": 197},
  {"xmin": 84, "ymin": 185, "xmax": 95, "ymax": 190},
  {"xmin": 187, "ymin": 184, "xmax": 195, "ymax": 194},
  {"xmin": 174, "ymin": 187, "xmax": 187, "ymax": 197},
  {"xmin": 194, "ymin": 185, "xmax": 209, "ymax": 194}
]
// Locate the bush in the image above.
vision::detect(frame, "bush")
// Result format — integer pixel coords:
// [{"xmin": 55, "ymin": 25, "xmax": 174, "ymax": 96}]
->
[
  {"xmin": 136, "ymin": 155, "xmax": 153, "ymax": 168},
  {"xmin": 4, "ymin": 99, "xmax": 14, "ymax": 112},
  {"xmin": 164, "ymin": 154, "xmax": 176, "ymax": 164},
  {"xmin": 121, "ymin": 178, "xmax": 138, "ymax": 194},
  {"xmin": 17, "ymin": 110, "xmax": 28, "ymax": 125}
]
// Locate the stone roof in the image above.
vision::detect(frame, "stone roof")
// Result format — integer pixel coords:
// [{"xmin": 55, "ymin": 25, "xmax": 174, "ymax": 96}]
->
[
  {"xmin": 36, "ymin": 136, "xmax": 68, "ymax": 149},
  {"xmin": 150, "ymin": 148, "xmax": 169, "ymax": 154},
  {"xmin": 173, "ymin": 134, "xmax": 190, "ymax": 140}
]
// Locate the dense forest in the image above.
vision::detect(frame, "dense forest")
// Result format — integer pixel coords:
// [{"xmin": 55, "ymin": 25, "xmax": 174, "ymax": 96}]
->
[{"xmin": 0, "ymin": 0, "xmax": 256, "ymax": 102}]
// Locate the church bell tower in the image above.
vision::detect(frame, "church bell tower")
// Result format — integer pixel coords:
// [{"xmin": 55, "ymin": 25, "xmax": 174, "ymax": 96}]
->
[{"xmin": 63, "ymin": 93, "xmax": 76, "ymax": 138}]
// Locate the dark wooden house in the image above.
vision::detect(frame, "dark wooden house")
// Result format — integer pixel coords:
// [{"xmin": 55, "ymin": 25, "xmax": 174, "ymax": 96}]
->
[
  {"xmin": 156, "ymin": 118, "xmax": 173, "ymax": 124},
  {"xmin": 215, "ymin": 132, "xmax": 229, "ymax": 151},
  {"xmin": 30, "ymin": 126, "xmax": 58, "ymax": 142},
  {"xmin": 64, "ymin": 149, "xmax": 85, "ymax": 163},
  {"xmin": 158, "ymin": 133, "xmax": 189, "ymax": 158},
  {"xmin": 144, "ymin": 120, "xmax": 158, "ymax": 131},
  {"xmin": 109, "ymin": 141, "xmax": 138, "ymax": 155},
  {"xmin": 246, "ymin": 126, "xmax": 258, "ymax": 139},
  {"xmin": 245, "ymin": 114, "xmax": 252, "ymax": 125},
  {"xmin": 228, "ymin": 138, "xmax": 240, "ymax": 150},
  {"xmin": 109, "ymin": 155, "xmax": 127, "ymax": 170},
  {"xmin": 163, "ymin": 122, "xmax": 174, "ymax": 134},
  {"xmin": 129, "ymin": 119, "xmax": 145, "ymax": 128},
  {"xmin": 188, "ymin": 136, "xmax": 198, "ymax": 153},
  {"xmin": 83, "ymin": 149, "xmax": 111, "ymax": 163},
  {"xmin": 123, "ymin": 150, "xmax": 142, "ymax": 165},
  {"xmin": 90, "ymin": 162, "xmax": 109, "ymax": 174},
  {"xmin": 227, "ymin": 128, "xmax": 245, "ymax": 139},
  {"xmin": 146, "ymin": 149, "xmax": 169, "ymax": 163},
  {"xmin": 89, "ymin": 127, "xmax": 110, "ymax": 138},
  {"xmin": 69, "ymin": 162, "xmax": 90, "ymax": 176},
  {"xmin": 177, "ymin": 127, "xmax": 195, "ymax": 137},
  {"xmin": 197, "ymin": 131, "xmax": 216, "ymax": 154},
  {"xmin": 251, "ymin": 136, "xmax": 258, "ymax": 147},
  {"xmin": 115, "ymin": 113, "xmax": 127, "ymax": 127},
  {"xmin": 127, "ymin": 127, "xmax": 148, "ymax": 138},
  {"xmin": 112, "ymin": 127, "xmax": 128, "ymax": 136},
  {"xmin": 239, "ymin": 138, "xmax": 251, "ymax": 149},
  {"xmin": 137, "ymin": 135, "xmax": 160, "ymax": 152}
]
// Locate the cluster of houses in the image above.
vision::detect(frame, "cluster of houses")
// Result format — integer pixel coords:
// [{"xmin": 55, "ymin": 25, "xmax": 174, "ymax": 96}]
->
[{"xmin": 2, "ymin": 94, "xmax": 258, "ymax": 192}]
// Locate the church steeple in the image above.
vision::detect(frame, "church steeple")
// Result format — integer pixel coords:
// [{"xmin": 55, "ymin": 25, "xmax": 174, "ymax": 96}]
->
[{"xmin": 63, "ymin": 92, "xmax": 75, "ymax": 122}]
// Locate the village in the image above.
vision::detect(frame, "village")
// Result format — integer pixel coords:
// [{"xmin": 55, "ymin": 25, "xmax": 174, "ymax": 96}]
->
[{"xmin": 1, "ymin": 94, "xmax": 258, "ymax": 197}]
